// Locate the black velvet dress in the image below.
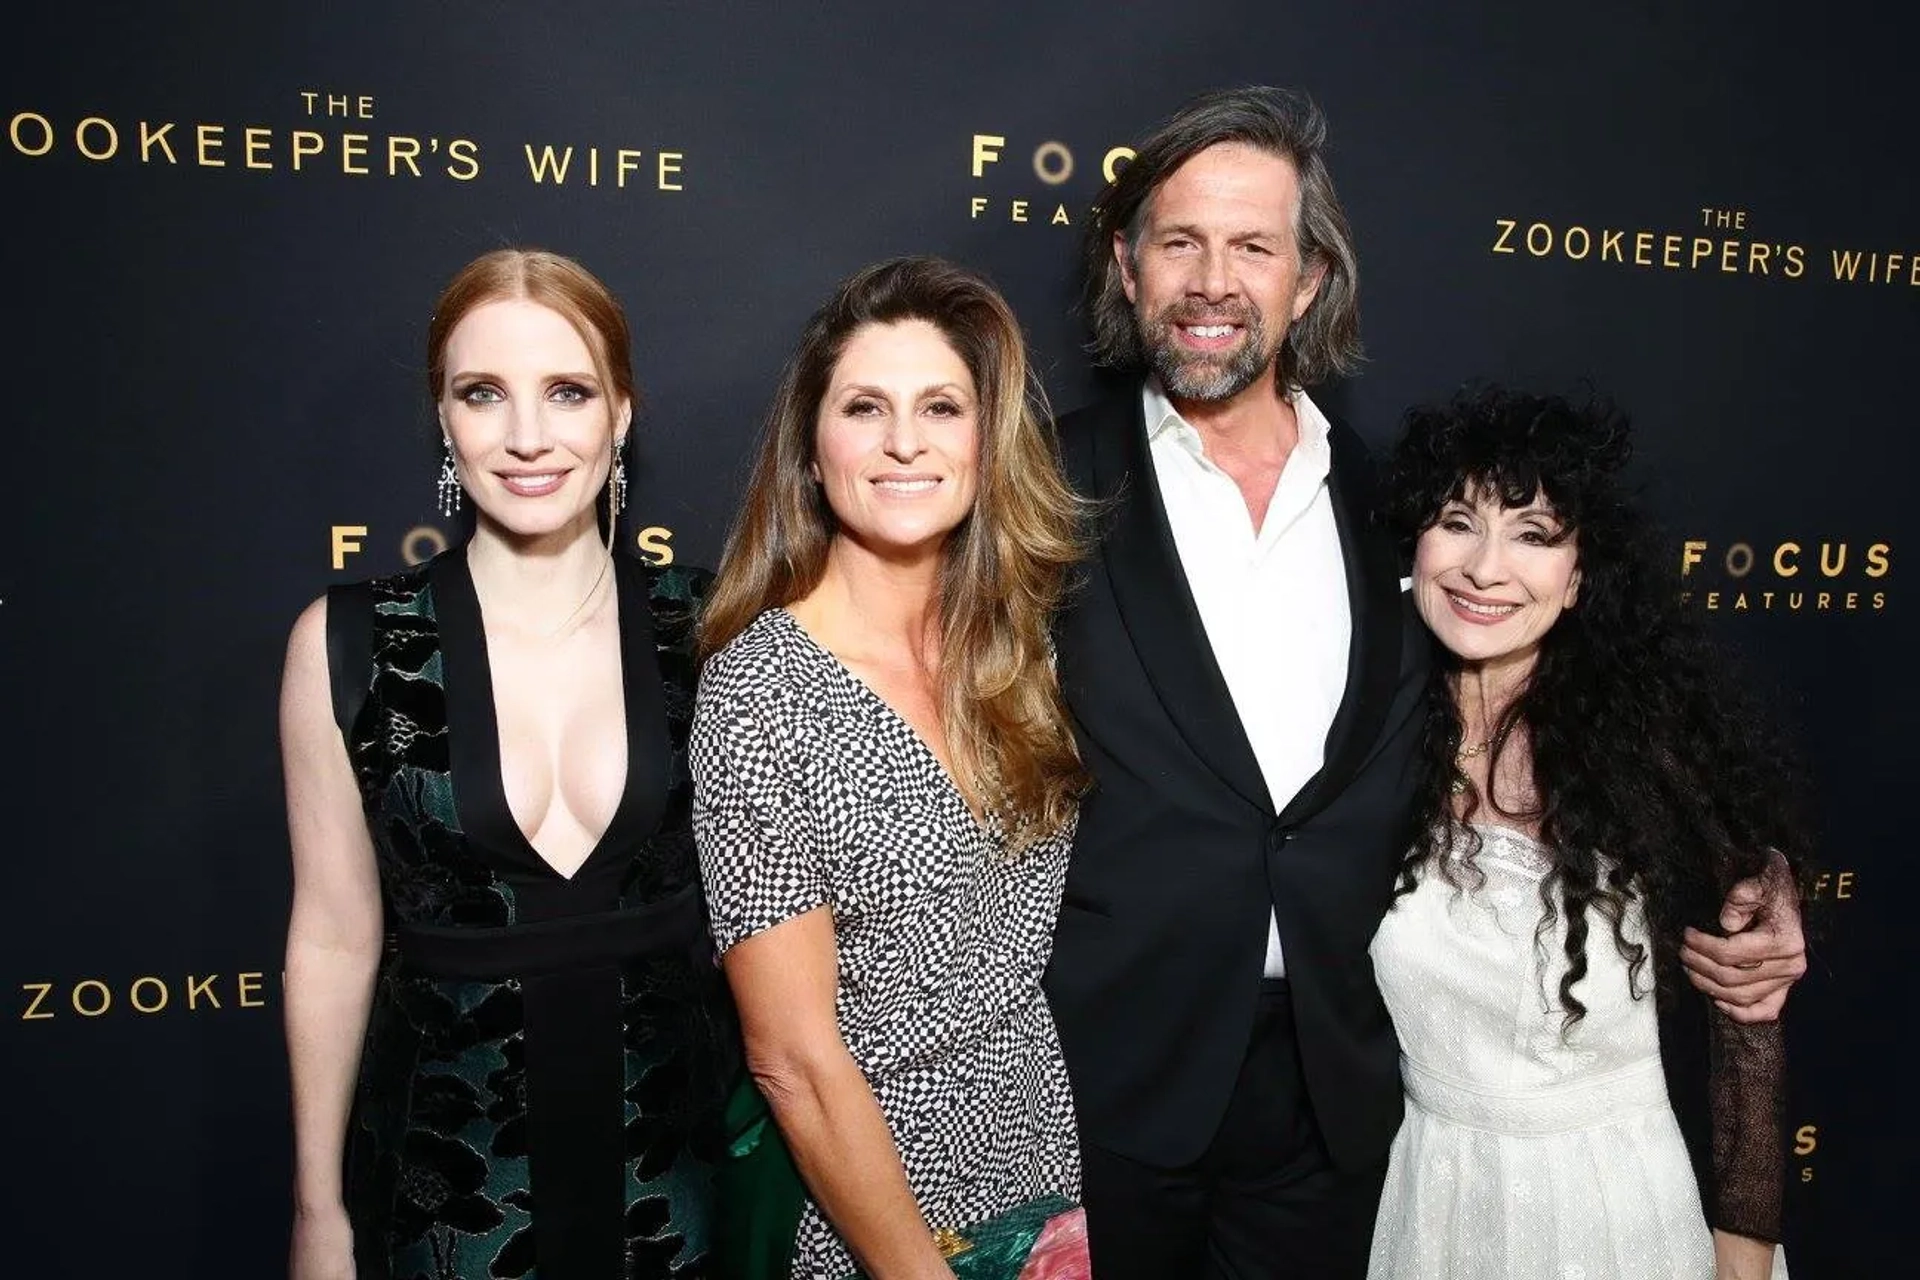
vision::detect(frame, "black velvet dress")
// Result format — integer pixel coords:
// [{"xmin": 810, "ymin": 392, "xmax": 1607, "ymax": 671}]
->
[{"xmin": 326, "ymin": 547, "xmax": 734, "ymax": 1279}]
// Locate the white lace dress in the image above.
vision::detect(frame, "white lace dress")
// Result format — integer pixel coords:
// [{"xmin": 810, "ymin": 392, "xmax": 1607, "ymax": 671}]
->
[{"xmin": 1367, "ymin": 824, "xmax": 1787, "ymax": 1280}]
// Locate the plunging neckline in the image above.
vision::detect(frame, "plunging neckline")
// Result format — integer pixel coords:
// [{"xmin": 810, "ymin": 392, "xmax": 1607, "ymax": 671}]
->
[
  {"xmin": 771, "ymin": 607, "xmax": 997, "ymax": 838},
  {"xmin": 433, "ymin": 547, "xmax": 670, "ymax": 884}
]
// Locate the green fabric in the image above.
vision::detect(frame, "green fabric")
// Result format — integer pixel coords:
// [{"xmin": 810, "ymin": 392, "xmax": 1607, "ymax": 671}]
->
[
  {"xmin": 838, "ymin": 1194, "xmax": 1078, "ymax": 1280},
  {"xmin": 712, "ymin": 1074, "xmax": 806, "ymax": 1279},
  {"xmin": 944, "ymin": 1194, "xmax": 1076, "ymax": 1279}
]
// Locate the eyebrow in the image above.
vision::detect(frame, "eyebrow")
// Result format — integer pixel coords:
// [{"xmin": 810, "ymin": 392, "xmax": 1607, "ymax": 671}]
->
[
  {"xmin": 1154, "ymin": 221, "xmax": 1282, "ymax": 242},
  {"xmin": 836, "ymin": 382, "xmax": 972, "ymax": 399},
  {"xmin": 448, "ymin": 369, "xmax": 602, "ymax": 385}
]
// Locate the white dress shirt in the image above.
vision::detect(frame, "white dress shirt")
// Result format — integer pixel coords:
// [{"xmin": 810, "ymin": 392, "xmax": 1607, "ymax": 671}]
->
[{"xmin": 1143, "ymin": 380, "xmax": 1352, "ymax": 978}]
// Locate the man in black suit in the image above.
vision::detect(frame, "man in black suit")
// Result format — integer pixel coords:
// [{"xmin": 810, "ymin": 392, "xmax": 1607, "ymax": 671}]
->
[{"xmin": 1044, "ymin": 86, "xmax": 1807, "ymax": 1278}]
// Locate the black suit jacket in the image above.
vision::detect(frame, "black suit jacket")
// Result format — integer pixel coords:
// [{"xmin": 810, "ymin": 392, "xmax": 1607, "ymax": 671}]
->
[{"xmin": 1044, "ymin": 387, "xmax": 1430, "ymax": 1171}]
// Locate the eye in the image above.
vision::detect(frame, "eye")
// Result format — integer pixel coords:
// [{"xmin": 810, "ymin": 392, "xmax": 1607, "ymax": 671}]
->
[
  {"xmin": 924, "ymin": 398, "xmax": 964, "ymax": 418},
  {"xmin": 1437, "ymin": 513, "xmax": 1473, "ymax": 533},
  {"xmin": 548, "ymin": 382, "xmax": 594, "ymax": 405},
  {"xmin": 1239, "ymin": 242, "xmax": 1273, "ymax": 256},
  {"xmin": 844, "ymin": 396, "xmax": 884, "ymax": 417},
  {"xmin": 456, "ymin": 383, "xmax": 503, "ymax": 406}
]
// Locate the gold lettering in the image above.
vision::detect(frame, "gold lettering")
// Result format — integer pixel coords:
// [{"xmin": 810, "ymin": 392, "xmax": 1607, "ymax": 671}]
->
[
  {"xmin": 657, "ymin": 150, "xmax": 683, "ymax": 191},
  {"xmin": 1680, "ymin": 541, "xmax": 1706, "ymax": 575},
  {"xmin": 1051, "ymin": 203, "xmax": 1071, "ymax": 226},
  {"xmin": 970, "ymin": 133, "xmax": 1004, "ymax": 177},
  {"xmin": 1634, "ymin": 232, "xmax": 1654, "ymax": 266},
  {"xmin": 1600, "ymin": 229, "xmax": 1624, "ymax": 262},
  {"xmin": 1724, "ymin": 543, "xmax": 1754, "ymax": 578},
  {"xmin": 238, "ymin": 972, "xmax": 266, "ymax": 1008},
  {"xmin": 1690, "ymin": 237, "xmax": 1714, "ymax": 269},
  {"xmin": 1748, "ymin": 242, "xmax": 1771, "ymax": 274},
  {"xmin": 526, "ymin": 144, "xmax": 573, "ymax": 183},
  {"xmin": 386, "ymin": 135, "xmax": 420, "ymax": 178},
  {"xmin": 130, "ymin": 976, "xmax": 169, "ymax": 1014},
  {"xmin": 1011, "ymin": 199, "xmax": 1028, "ymax": 223},
  {"xmin": 1773, "ymin": 542, "xmax": 1800, "ymax": 576},
  {"xmin": 185, "ymin": 973, "xmax": 220, "ymax": 1010},
  {"xmin": 1662, "ymin": 233, "xmax": 1683, "ymax": 268},
  {"xmin": 291, "ymin": 130, "xmax": 324, "ymax": 171},
  {"xmin": 1563, "ymin": 226, "xmax": 1591, "ymax": 259},
  {"xmin": 75, "ymin": 116, "xmax": 120, "ymax": 161},
  {"xmin": 403, "ymin": 525, "xmax": 448, "ymax": 566},
  {"xmin": 1491, "ymin": 219, "xmax": 1518, "ymax": 254},
  {"xmin": 244, "ymin": 126, "xmax": 273, "ymax": 171},
  {"xmin": 969, "ymin": 196, "xmax": 987, "ymax": 219},
  {"xmin": 615, "ymin": 148, "xmax": 642, "ymax": 188},
  {"xmin": 445, "ymin": 138, "xmax": 479, "ymax": 181},
  {"xmin": 8, "ymin": 111, "xmax": 54, "ymax": 156},
  {"xmin": 340, "ymin": 133, "xmax": 370, "ymax": 175},
  {"xmin": 139, "ymin": 120, "xmax": 177, "ymax": 164},
  {"xmin": 1720, "ymin": 240, "xmax": 1741, "ymax": 273},
  {"xmin": 1525, "ymin": 222, "xmax": 1552, "ymax": 257},
  {"xmin": 331, "ymin": 525, "xmax": 367, "ymax": 570},
  {"xmin": 1818, "ymin": 543, "xmax": 1847, "ymax": 577},
  {"xmin": 196, "ymin": 123, "xmax": 226, "ymax": 167},
  {"xmin": 72, "ymin": 979, "xmax": 112, "ymax": 1017},
  {"xmin": 1836, "ymin": 870, "xmax": 1855, "ymax": 898},
  {"xmin": 1032, "ymin": 141, "xmax": 1072, "ymax": 184},
  {"xmin": 635, "ymin": 526, "xmax": 674, "ymax": 565},
  {"xmin": 1793, "ymin": 1125, "xmax": 1817, "ymax": 1156},
  {"xmin": 1100, "ymin": 146, "xmax": 1133, "ymax": 183},
  {"xmin": 21, "ymin": 982, "xmax": 54, "ymax": 1021},
  {"xmin": 1784, "ymin": 245, "xmax": 1805, "ymax": 278},
  {"xmin": 1865, "ymin": 543, "xmax": 1891, "ymax": 577}
]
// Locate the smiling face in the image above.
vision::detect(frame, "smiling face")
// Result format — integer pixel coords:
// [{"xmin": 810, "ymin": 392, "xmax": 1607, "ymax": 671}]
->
[
  {"xmin": 1115, "ymin": 141, "xmax": 1325, "ymax": 406},
  {"xmin": 1413, "ymin": 486, "xmax": 1583, "ymax": 678},
  {"xmin": 812, "ymin": 319, "xmax": 979, "ymax": 562},
  {"xmin": 438, "ymin": 297, "xmax": 630, "ymax": 539}
]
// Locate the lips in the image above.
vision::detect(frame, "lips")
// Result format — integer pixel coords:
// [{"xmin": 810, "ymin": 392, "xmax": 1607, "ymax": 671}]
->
[
  {"xmin": 871, "ymin": 475, "xmax": 941, "ymax": 495},
  {"xmin": 496, "ymin": 470, "xmax": 569, "ymax": 497},
  {"xmin": 1445, "ymin": 589, "xmax": 1521, "ymax": 624}
]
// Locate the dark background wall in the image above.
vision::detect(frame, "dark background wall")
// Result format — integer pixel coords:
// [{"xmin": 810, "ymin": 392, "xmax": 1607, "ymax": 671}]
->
[{"xmin": 5, "ymin": 2, "xmax": 1908, "ymax": 1273}]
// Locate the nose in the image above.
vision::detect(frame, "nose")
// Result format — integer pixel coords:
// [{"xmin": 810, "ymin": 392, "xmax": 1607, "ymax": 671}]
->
[
  {"xmin": 504, "ymin": 400, "xmax": 552, "ymax": 457},
  {"xmin": 1192, "ymin": 244, "xmax": 1234, "ymax": 302},
  {"xmin": 1460, "ymin": 532, "xmax": 1508, "ymax": 587},
  {"xmin": 882, "ymin": 410, "xmax": 925, "ymax": 463}
]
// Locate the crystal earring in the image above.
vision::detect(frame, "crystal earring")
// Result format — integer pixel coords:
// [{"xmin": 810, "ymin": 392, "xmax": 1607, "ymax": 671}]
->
[
  {"xmin": 437, "ymin": 439, "xmax": 461, "ymax": 516},
  {"xmin": 610, "ymin": 439, "xmax": 628, "ymax": 515}
]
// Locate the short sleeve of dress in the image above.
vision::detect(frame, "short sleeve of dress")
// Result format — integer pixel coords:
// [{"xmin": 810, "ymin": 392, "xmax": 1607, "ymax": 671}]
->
[{"xmin": 690, "ymin": 645, "xmax": 830, "ymax": 954}]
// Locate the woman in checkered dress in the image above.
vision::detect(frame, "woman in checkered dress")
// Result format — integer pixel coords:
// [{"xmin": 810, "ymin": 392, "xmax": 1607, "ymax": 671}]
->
[{"xmin": 691, "ymin": 258, "xmax": 1089, "ymax": 1279}]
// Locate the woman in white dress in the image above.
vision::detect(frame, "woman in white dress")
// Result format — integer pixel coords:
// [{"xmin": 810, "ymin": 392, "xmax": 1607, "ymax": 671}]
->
[{"xmin": 1367, "ymin": 387, "xmax": 1808, "ymax": 1280}]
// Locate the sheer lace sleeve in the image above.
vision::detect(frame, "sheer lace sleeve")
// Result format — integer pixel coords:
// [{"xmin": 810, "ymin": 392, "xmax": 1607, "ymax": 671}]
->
[{"xmin": 1706, "ymin": 1007, "xmax": 1786, "ymax": 1241}]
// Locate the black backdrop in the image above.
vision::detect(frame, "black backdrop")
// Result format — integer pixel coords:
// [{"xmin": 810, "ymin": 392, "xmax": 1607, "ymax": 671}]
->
[{"xmin": 5, "ymin": 2, "xmax": 1910, "ymax": 1274}]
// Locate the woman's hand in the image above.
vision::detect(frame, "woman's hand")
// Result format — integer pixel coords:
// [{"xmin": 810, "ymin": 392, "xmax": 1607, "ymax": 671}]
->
[
  {"xmin": 724, "ymin": 908, "xmax": 955, "ymax": 1280},
  {"xmin": 289, "ymin": 1203, "xmax": 356, "ymax": 1280},
  {"xmin": 1712, "ymin": 1227, "xmax": 1778, "ymax": 1279}
]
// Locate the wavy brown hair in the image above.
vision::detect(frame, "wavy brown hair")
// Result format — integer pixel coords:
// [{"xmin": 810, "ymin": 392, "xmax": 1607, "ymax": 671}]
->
[
  {"xmin": 701, "ymin": 256, "xmax": 1089, "ymax": 848},
  {"xmin": 1082, "ymin": 85, "xmax": 1362, "ymax": 391}
]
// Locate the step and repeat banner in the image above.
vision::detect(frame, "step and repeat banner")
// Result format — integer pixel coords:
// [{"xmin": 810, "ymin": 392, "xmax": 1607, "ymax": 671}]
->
[{"xmin": 5, "ymin": 2, "xmax": 1908, "ymax": 1274}]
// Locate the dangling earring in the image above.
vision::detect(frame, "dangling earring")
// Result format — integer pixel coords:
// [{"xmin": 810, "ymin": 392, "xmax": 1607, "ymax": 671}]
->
[
  {"xmin": 437, "ymin": 439, "xmax": 461, "ymax": 516},
  {"xmin": 610, "ymin": 437, "xmax": 628, "ymax": 515}
]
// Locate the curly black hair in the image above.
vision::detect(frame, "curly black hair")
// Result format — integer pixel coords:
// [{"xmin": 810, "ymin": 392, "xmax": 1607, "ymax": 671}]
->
[{"xmin": 1385, "ymin": 385, "xmax": 1813, "ymax": 1026}]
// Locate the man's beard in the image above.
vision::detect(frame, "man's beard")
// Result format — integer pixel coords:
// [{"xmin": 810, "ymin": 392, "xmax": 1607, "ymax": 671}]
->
[{"xmin": 1138, "ymin": 301, "xmax": 1279, "ymax": 403}]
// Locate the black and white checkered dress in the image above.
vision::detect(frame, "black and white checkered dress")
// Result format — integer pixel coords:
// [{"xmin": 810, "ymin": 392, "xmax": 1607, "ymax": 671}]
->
[{"xmin": 691, "ymin": 608, "xmax": 1081, "ymax": 1279}]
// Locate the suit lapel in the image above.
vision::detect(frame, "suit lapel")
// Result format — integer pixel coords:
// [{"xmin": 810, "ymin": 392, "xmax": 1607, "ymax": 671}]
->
[
  {"xmin": 1277, "ymin": 421, "xmax": 1405, "ymax": 825},
  {"xmin": 1092, "ymin": 393, "xmax": 1273, "ymax": 814}
]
